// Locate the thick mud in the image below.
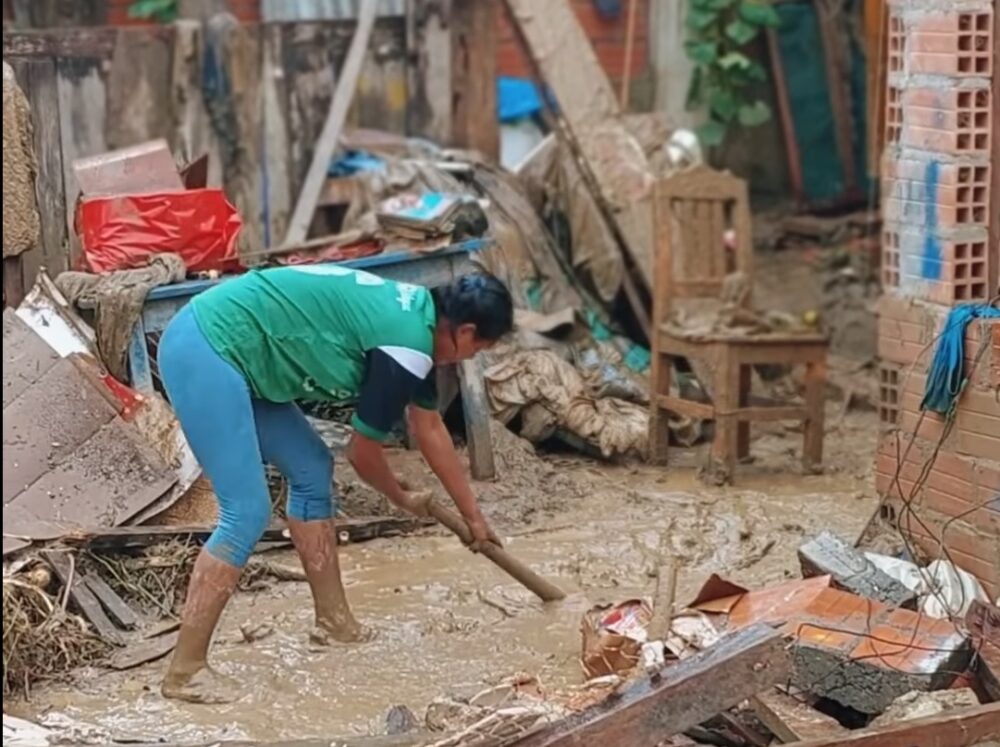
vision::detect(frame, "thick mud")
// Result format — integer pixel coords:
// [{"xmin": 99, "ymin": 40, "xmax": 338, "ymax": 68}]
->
[{"xmin": 10, "ymin": 403, "xmax": 879, "ymax": 743}]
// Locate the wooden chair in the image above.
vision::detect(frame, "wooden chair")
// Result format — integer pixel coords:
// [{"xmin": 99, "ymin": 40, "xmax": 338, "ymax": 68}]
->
[{"xmin": 648, "ymin": 166, "xmax": 828, "ymax": 483}]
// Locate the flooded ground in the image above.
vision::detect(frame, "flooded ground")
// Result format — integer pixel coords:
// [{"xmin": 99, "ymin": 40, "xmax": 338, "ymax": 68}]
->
[{"xmin": 9, "ymin": 398, "xmax": 880, "ymax": 743}]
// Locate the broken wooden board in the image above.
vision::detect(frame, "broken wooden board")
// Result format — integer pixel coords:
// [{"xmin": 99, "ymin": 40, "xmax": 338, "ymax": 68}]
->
[
  {"xmin": 108, "ymin": 631, "xmax": 179, "ymax": 671},
  {"xmin": 750, "ymin": 689, "xmax": 847, "ymax": 743},
  {"xmin": 510, "ymin": 623, "xmax": 791, "ymax": 746},
  {"xmin": 781, "ymin": 702, "xmax": 1000, "ymax": 747},
  {"xmin": 66, "ymin": 516, "xmax": 428, "ymax": 552},
  {"xmin": 84, "ymin": 573, "xmax": 140, "ymax": 630},
  {"xmin": 43, "ymin": 550, "xmax": 123, "ymax": 645}
]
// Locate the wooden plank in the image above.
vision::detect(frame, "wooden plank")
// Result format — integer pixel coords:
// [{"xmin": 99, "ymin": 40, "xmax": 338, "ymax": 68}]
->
[
  {"xmin": 261, "ymin": 23, "xmax": 292, "ymax": 247},
  {"xmin": 781, "ymin": 702, "xmax": 1000, "ymax": 747},
  {"xmin": 171, "ymin": 20, "xmax": 219, "ymax": 175},
  {"xmin": 3, "ymin": 27, "xmax": 122, "ymax": 59},
  {"xmin": 750, "ymin": 690, "xmax": 847, "ymax": 743},
  {"xmin": 814, "ymin": 0, "xmax": 857, "ymax": 195},
  {"xmin": 68, "ymin": 516, "xmax": 426, "ymax": 551},
  {"xmin": 406, "ymin": 0, "xmax": 454, "ymax": 144},
  {"xmin": 284, "ymin": 0, "xmax": 378, "ymax": 246},
  {"xmin": 766, "ymin": 27, "xmax": 804, "ymax": 204},
  {"xmin": 105, "ymin": 26, "xmax": 174, "ymax": 150},
  {"xmin": 503, "ymin": 0, "xmax": 617, "ymax": 132},
  {"xmin": 108, "ymin": 630, "xmax": 178, "ymax": 671},
  {"xmin": 203, "ymin": 18, "xmax": 265, "ymax": 258},
  {"xmin": 83, "ymin": 573, "xmax": 140, "ymax": 630},
  {"xmin": 504, "ymin": 0, "xmax": 654, "ymax": 292},
  {"xmin": 42, "ymin": 550, "xmax": 123, "ymax": 644},
  {"xmin": 511, "ymin": 623, "xmax": 791, "ymax": 747},
  {"xmin": 55, "ymin": 56, "xmax": 107, "ymax": 266},
  {"xmin": 9, "ymin": 58, "xmax": 68, "ymax": 279},
  {"xmin": 458, "ymin": 354, "xmax": 496, "ymax": 481},
  {"xmin": 449, "ymin": 0, "xmax": 499, "ymax": 159}
]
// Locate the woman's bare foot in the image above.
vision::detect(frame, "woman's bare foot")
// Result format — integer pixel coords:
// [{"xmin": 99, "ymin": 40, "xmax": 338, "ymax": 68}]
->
[
  {"xmin": 161, "ymin": 665, "xmax": 240, "ymax": 704},
  {"xmin": 309, "ymin": 612, "xmax": 376, "ymax": 645}
]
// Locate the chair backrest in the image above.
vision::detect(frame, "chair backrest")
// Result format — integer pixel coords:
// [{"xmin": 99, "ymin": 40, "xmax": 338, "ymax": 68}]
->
[{"xmin": 652, "ymin": 166, "xmax": 753, "ymax": 326}]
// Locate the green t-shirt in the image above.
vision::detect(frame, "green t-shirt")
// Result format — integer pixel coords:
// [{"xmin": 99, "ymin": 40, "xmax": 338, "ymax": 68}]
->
[{"xmin": 191, "ymin": 264, "xmax": 438, "ymax": 441}]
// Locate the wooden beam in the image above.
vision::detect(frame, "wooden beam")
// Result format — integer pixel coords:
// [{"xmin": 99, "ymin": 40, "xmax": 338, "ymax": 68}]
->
[
  {"xmin": 781, "ymin": 702, "xmax": 1000, "ymax": 747},
  {"xmin": 750, "ymin": 690, "xmax": 847, "ymax": 743},
  {"xmin": 510, "ymin": 623, "xmax": 791, "ymax": 747},
  {"xmin": 449, "ymin": 0, "xmax": 499, "ymax": 159},
  {"xmin": 283, "ymin": 0, "xmax": 377, "ymax": 246}
]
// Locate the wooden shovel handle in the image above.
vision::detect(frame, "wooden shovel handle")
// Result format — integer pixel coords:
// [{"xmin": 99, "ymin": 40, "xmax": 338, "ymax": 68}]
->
[{"xmin": 427, "ymin": 499, "xmax": 566, "ymax": 602}]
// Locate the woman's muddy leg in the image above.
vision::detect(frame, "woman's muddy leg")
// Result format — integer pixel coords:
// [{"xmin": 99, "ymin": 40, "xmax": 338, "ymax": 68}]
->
[
  {"xmin": 254, "ymin": 400, "xmax": 370, "ymax": 643},
  {"xmin": 286, "ymin": 518, "xmax": 371, "ymax": 643},
  {"xmin": 161, "ymin": 551, "xmax": 242, "ymax": 703}
]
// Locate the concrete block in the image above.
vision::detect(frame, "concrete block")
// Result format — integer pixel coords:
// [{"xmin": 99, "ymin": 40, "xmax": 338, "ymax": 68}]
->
[{"xmin": 798, "ymin": 531, "xmax": 919, "ymax": 608}]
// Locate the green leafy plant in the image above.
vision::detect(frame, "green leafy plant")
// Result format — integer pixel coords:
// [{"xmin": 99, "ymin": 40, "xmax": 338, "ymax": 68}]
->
[
  {"xmin": 128, "ymin": 0, "xmax": 178, "ymax": 23},
  {"xmin": 684, "ymin": 0, "xmax": 781, "ymax": 147}
]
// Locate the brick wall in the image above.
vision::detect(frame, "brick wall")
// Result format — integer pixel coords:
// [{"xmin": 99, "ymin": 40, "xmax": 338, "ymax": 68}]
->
[{"xmin": 877, "ymin": 0, "xmax": 1000, "ymax": 599}]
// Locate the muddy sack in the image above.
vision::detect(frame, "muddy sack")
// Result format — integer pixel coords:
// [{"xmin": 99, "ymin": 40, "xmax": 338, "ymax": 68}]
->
[{"xmin": 580, "ymin": 598, "xmax": 652, "ymax": 679}]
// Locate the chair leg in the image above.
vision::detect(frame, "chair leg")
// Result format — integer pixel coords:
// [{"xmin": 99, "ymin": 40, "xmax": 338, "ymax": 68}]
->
[
  {"xmin": 803, "ymin": 357, "xmax": 826, "ymax": 473},
  {"xmin": 737, "ymin": 364, "xmax": 751, "ymax": 460},
  {"xmin": 649, "ymin": 352, "xmax": 673, "ymax": 464},
  {"xmin": 709, "ymin": 352, "xmax": 740, "ymax": 484}
]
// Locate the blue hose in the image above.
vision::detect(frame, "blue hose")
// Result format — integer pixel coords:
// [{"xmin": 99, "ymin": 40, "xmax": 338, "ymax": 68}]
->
[{"xmin": 921, "ymin": 303, "xmax": 1000, "ymax": 415}]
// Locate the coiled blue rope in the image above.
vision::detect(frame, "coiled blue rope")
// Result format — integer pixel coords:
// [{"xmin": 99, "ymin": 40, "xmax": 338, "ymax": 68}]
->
[{"xmin": 921, "ymin": 303, "xmax": 1000, "ymax": 415}]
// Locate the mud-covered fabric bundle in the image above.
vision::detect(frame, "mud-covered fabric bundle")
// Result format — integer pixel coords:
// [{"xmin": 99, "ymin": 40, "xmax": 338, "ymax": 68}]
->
[
  {"xmin": 484, "ymin": 349, "xmax": 649, "ymax": 458},
  {"xmin": 56, "ymin": 254, "xmax": 187, "ymax": 382}
]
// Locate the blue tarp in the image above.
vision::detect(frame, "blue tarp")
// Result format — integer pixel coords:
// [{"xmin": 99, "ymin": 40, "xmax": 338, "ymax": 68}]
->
[{"xmin": 497, "ymin": 76, "xmax": 544, "ymax": 123}]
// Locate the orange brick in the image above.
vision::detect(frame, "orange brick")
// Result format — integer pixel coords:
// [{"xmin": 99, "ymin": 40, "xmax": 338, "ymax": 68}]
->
[{"xmin": 851, "ymin": 609, "xmax": 970, "ymax": 675}]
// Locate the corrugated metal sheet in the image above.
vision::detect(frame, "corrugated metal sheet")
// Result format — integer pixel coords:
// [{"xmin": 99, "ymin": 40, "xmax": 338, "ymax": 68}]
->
[{"xmin": 262, "ymin": 0, "xmax": 404, "ymax": 21}]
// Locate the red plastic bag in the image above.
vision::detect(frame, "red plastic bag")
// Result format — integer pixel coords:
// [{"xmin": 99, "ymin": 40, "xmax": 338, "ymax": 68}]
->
[{"xmin": 77, "ymin": 189, "xmax": 243, "ymax": 274}]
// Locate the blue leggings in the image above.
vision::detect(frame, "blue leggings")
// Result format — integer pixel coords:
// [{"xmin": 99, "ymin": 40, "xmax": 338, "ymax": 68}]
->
[{"xmin": 157, "ymin": 304, "xmax": 335, "ymax": 567}]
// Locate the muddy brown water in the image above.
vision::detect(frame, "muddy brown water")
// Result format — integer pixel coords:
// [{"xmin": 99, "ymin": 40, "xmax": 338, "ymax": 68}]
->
[{"xmin": 11, "ymin": 440, "xmax": 877, "ymax": 743}]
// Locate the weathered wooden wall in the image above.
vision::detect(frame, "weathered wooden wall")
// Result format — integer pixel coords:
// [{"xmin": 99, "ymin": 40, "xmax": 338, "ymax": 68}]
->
[{"xmin": 3, "ymin": 18, "xmax": 408, "ymax": 282}]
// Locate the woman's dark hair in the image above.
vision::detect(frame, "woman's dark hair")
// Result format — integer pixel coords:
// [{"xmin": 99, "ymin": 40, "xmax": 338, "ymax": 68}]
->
[{"xmin": 431, "ymin": 274, "xmax": 514, "ymax": 341}]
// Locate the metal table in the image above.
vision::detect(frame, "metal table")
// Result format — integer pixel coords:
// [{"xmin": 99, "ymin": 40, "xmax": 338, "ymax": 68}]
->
[{"xmin": 127, "ymin": 238, "xmax": 496, "ymax": 478}]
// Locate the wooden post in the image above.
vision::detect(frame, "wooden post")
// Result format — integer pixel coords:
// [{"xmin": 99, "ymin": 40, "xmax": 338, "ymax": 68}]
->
[
  {"xmin": 449, "ymin": 0, "xmax": 499, "ymax": 159},
  {"xmin": 458, "ymin": 354, "xmax": 496, "ymax": 481},
  {"xmin": 511, "ymin": 624, "xmax": 791, "ymax": 747}
]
